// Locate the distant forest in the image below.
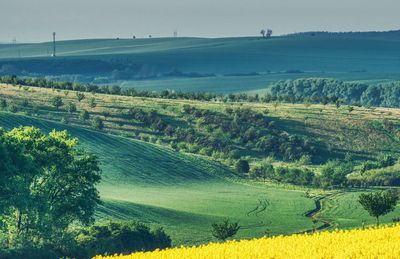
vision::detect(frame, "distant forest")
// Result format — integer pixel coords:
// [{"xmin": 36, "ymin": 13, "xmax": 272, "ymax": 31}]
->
[{"xmin": 270, "ymin": 78, "xmax": 400, "ymax": 108}]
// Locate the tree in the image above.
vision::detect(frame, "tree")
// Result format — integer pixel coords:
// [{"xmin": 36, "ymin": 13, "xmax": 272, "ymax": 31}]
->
[
  {"xmin": 91, "ymin": 117, "xmax": 104, "ymax": 130},
  {"xmin": 236, "ymin": 159, "xmax": 250, "ymax": 174},
  {"xmin": 266, "ymin": 29, "xmax": 273, "ymax": 38},
  {"xmin": 66, "ymin": 101, "xmax": 77, "ymax": 113},
  {"xmin": 80, "ymin": 109, "xmax": 90, "ymax": 121},
  {"xmin": 358, "ymin": 190, "xmax": 399, "ymax": 226},
  {"xmin": 0, "ymin": 127, "xmax": 101, "ymax": 246},
  {"xmin": 250, "ymin": 162, "xmax": 274, "ymax": 182},
  {"xmin": 211, "ymin": 219, "xmax": 240, "ymax": 241},
  {"xmin": 76, "ymin": 92, "xmax": 85, "ymax": 102},
  {"xmin": 260, "ymin": 29, "xmax": 266, "ymax": 38},
  {"xmin": 51, "ymin": 96, "xmax": 63, "ymax": 109}
]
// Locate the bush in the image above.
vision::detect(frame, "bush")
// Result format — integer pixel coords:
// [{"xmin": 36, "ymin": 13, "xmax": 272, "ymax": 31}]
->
[{"xmin": 91, "ymin": 117, "xmax": 104, "ymax": 130}]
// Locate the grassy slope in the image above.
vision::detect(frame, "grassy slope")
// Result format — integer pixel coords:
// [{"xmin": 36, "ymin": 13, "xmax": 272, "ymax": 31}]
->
[
  {"xmin": 0, "ymin": 112, "xmax": 315, "ymax": 245},
  {"xmin": 1, "ymin": 35, "xmax": 400, "ymax": 93}
]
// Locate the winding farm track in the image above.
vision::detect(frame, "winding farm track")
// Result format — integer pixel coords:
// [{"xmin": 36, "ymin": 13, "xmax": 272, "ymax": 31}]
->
[{"xmin": 299, "ymin": 193, "xmax": 338, "ymax": 234}]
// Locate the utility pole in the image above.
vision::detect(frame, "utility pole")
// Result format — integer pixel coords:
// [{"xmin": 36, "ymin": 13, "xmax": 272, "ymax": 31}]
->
[{"xmin": 52, "ymin": 32, "xmax": 56, "ymax": 57}]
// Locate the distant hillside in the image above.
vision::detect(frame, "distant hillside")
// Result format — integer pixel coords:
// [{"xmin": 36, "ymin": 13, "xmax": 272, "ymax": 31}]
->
[{"xmin": 0, "ymin": 33, "xmax": 400, "ymax": 93}]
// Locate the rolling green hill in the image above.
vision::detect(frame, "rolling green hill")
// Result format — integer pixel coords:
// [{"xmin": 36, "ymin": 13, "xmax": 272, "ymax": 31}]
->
[
  {"xmin": 1, "ymin": 34, "xmax": 400, "ymax": 93},
  {"xmin": 0, "ymin": 112, "xmax": 317, "ymax": 245}
]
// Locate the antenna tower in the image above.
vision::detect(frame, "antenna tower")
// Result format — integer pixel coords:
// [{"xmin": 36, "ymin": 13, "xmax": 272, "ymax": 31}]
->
[{"xmin": 52, "ymin": 32, "xmax": 56, "ymax": 57}]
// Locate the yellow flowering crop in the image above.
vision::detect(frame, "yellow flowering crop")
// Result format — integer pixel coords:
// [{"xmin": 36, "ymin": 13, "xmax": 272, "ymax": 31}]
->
[{"xmin": 94, "ymin": 225, "xmax": 400, "ymax": 259}]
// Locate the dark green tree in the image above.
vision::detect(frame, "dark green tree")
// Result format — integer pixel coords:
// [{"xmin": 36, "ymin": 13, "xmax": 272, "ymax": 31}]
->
[
  {"xmin": 211, "ymin": 219, "xmax": 240, "ymax": 241},
  {"xmin": 236, "ymin": 159, "xmax": 250, "ymax": 174},
  {"xmin": 358, "ymin": 190, "xmax": 399, "ymax": 226},
  {"xmin": 0, "ymin": 126, "xmax": 102, "ymax": 247}
]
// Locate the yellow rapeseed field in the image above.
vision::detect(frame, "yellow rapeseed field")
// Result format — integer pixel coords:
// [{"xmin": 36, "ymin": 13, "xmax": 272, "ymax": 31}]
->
[{"xmin": 94, "ymin": 225, "xmax": 400, "ymax": 259}]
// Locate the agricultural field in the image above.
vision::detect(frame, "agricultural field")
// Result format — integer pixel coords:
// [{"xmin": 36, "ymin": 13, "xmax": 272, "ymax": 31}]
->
[{"xmin": 94, "ymin": 224, "xmax": 400, "ymax": 259}]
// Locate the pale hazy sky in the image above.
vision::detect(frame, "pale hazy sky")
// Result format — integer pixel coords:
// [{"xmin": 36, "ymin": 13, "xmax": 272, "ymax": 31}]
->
[{"xmin": 0, "ymin": 0, "xmax": 399, "ymax": 42}]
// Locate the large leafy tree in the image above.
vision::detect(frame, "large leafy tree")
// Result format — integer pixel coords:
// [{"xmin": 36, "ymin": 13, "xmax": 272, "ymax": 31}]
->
[
  {"xmin": 0, "ymin": 126, "xmax": 101, "ymax": 246},
  {"xmin": 358, "ymin": 190, "xmax": 399, "ymax": 226}
]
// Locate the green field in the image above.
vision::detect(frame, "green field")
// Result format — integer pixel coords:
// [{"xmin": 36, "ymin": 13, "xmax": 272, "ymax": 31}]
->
[{"xmin": 1, "ymin": 81, "xmax": 400, "ymax": 246}]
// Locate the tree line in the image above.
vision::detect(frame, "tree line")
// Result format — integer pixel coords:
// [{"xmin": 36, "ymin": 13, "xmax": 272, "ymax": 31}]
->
[
  {"xmin": 270, "ymin": 78, "xmax": 400, "ymax": 108},
  {"xmin": 2, "ymin": 76, "xmax": 399, "ymax": 108}
]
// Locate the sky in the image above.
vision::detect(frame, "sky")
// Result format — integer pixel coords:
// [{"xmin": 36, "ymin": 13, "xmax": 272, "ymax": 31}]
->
[{"xmin": 0, "ymin": 0, "xmax": 399, "ymax": 42}]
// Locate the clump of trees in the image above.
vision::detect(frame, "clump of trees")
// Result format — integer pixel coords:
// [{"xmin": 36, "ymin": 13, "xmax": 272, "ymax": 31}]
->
[
  {"xmin": 250, "ymin": 163, "xmax": 315, "ymax": 186},
  {"xmin": 0, "ymin": 127, "xmax": 172, "ymax": 258},
  {"xmin": 269, "ymin": 78, "xmax": 400, "ymax": 108},
  {"xmin": 74, "ymin": 221, "xmax": 171, "ymax": 258}
]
